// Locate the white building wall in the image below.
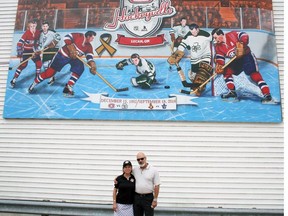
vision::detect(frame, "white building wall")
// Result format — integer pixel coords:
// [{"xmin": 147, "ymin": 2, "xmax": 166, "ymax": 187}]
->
[{"xmin": 0, "ymin": 0, "xmax": 284, "ymax": 212}]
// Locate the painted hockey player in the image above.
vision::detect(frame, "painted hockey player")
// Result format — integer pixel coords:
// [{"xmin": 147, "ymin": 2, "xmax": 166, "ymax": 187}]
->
[
  {"xmin": 28, "ymin": 31, "xmax": 97, "ymax": 97},
  {"xmin": 37, "ymin": 21, "xmax": 61, "ymax": 85},
  {"xmin": 211, "ymin": 28, "xmax": 274, "ymax": 103},
  {"xmin": 168, "ymin": 23, "xmax": 213, "ymax": 96},
  {"xmin": 10, "ymin": 20, "xmax": 42, "ymax": 88},
  {"xmin": 169, "ymin": 17, "xmax": 190, "ymax": 51},
  {"xmin": 116, "ymin": 53, "xmax": 156, "ymax": 89}
]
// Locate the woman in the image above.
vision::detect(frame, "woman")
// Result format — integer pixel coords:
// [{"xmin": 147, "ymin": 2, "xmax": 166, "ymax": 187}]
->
[{"xmin": 113, "ymin": 160, "xmax": 135, "ymax": 216}]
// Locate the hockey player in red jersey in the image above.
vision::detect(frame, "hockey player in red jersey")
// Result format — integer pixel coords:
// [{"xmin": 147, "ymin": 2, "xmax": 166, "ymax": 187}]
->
[
  {"xmin": 211, "ymin": 28, "xmax": 273, "ymax": 103},
  {"xmin": 10, "ymin": 20, "xmax": 42, "ymax": 88},
  {"xmin": 28, "ymin": 31, "xmax": 97, "ymax": 97}
]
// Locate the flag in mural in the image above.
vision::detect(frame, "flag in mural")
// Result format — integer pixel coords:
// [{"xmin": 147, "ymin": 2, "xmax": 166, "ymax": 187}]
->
[{"xmin": 3, "ymin": 0, "xmax": 282, "ymax": 122}]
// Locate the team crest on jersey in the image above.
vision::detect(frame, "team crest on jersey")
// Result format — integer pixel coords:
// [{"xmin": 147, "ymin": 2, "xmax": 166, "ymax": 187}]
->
[{"xmin": 104, "ymin": 0, "xmax": 176, "ymax": 37}]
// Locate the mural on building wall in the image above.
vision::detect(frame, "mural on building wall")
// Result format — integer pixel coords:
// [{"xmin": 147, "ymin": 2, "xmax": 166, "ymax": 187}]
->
[{"xmin": 3, "ymin": 0, "xmax": 282, "ymax": 122}]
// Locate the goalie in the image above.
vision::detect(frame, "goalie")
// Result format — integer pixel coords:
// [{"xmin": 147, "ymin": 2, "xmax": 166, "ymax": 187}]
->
[
  {"xmin": 211, "ymin": 28, "xmax": 274, "ymax": 103},
  {"xmin": 168, "ymin": 23, "xmax": 213, "ymax": 96},
  {"xmin": 116, "ymin": 53, "xmax": 156, "ymax": 89}
]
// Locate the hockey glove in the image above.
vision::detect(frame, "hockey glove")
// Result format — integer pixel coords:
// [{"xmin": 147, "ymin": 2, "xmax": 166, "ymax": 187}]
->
[
  {"xmin": 215, "ymin": 64, "xmax": 224, "ymax": 74},
  {"xmin": 116, "ymin": 62, "xmax": 124, "ymax": 70},
  {"xmin": 235, "ymin": 42, "xmax": 245, "ymax": 59},
  {"xmin": 67, "ymin": 44, "xmax": 78, "ymax": 59},
  {"xmin": 32, "ymin": 49, "xmax": 42, "ymax": 58},
  {"xmin": 17, "ymin": 46, "xmax": 23, "ymax": 57},
  {"xmin": 167, "ymin": 50, "xmax": 184, "ymax": 65},
  {"xmin": 88, "ymin": 61, "xmax": 97, "ymax": 75},
  {"xmin": 47, "ymin": 33, "xmax": 61, "ymax": 48},
  {"xmin": 116, "ymin": 60, "xmax": 128, "ymax": 70},
  {"xmin": 175, "ymin": 36, "xmax": 183, "ymax": 46}
]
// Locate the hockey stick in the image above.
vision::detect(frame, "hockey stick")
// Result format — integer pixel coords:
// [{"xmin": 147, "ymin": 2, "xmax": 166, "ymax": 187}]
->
[
  {"xmin": 23, "ymin": 51, "xmax": 57, "ymax": 55},
  {"xmin": 180, "ymin": 55, "xmax": 237, "ymax": 95},
  {"xmin": 9, "ymin": 47, "xmax": 50, "ymax": 70},
  {"xmin": 76, "ymin": 56, "xmax": 129, "ymax": 92},
  {"xmin": 175, "ymin": 62, "xmax": 200, "ymax": 88}
]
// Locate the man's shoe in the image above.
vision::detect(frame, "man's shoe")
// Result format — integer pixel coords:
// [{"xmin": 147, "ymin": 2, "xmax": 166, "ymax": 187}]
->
[{"xmin": 63, "ymin": 84, "xmax": 74, "ymax": 97}]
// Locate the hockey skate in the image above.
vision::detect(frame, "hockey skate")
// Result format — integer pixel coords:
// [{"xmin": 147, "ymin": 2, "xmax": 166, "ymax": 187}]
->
[
  {"xmin": 221, "ymin": 90, "xmax": 239, "ymax": 102},
  {"xmin": 261, "ymin": 94, "xmax": 280, "ymax": 105},
  {"xmin": 28, "ymin": 82, "xmax": 37, "ymax": 93},
  {"xmin": 63, "ymin": 84, "xmax": 74, "ymax": 97},
  {"xmin": 10, "ymin": 78, "xmax": 16, "ymax": 88},
  {"xmin": 48, "ymin": 76, "xmax": 55, "ymax": 85}
]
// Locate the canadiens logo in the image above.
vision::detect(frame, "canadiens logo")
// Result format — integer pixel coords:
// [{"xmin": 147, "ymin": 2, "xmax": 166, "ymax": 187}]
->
[
  {"xmin": 108, "ymin": 103, "xmax": 115, "ymax": 108},
  {"xmin": 104, "ymin": 0, "xmax": 176, "ymax": 37}
]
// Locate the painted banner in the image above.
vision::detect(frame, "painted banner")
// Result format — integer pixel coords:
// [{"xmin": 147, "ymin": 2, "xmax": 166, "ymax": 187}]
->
[{"xmin": 3, "ymin": 0, "xmax": 282, "ymax": 122}]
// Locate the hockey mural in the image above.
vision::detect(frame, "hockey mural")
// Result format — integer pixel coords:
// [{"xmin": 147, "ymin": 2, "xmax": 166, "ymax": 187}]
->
[{"xmin": 3, "ymin": 0, "xmax": 282, "ymax": 122}]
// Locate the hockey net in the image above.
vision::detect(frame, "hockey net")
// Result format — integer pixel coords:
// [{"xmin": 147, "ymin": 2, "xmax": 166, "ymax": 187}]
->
[{"xmin": 212, "ymin": 72, "xmax": 264, "ymax": 98}]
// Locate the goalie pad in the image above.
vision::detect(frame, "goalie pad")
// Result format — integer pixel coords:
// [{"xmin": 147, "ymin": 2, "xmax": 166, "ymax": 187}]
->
[
  {"xmin": 67, "ymin": 44, "xmax": 78, "ymax": 59},
  {"xmin": 235, "ymin": 42, "xmax": 245, "ymax": 59},
  {"xmin": 88, "ymin": 61, "xmax": 97, "ymax": 75},
  {"xmin": 131, "ymin": 74, "xmax": 154, "ymax": 89},
  {"xmin": 192, "ymin": 62, "xmax": 213, "ymax": 96},
  {"xmin": 188, "ymin": 70, "xmax": 196, "ymax": 82},
  {"xmin": 167, "ymin": 50, "xmax": 184, "ymax": 65}
]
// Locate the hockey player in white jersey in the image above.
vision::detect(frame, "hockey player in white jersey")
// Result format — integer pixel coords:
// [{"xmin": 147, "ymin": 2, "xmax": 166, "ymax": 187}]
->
[
  {"xmin": 169, "ymin": 17, "xmax": 190, "ymax": 51},
  {"xmin": 37, "ymin": 21, "xmax": 61, "ymax": 85},
  {"xmin": 116, "ymin": 53, "xmax": 156, "ymax": 89},
  {"xmin": 168, "ymin": 23, "xmax": 213, "ymax": 96}
]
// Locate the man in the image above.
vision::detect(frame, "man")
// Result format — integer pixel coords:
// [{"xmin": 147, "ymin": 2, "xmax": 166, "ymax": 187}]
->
[
  {"xmin": 169, "ymin": 17, "xmax": 190, "ymax": 51},
  {"xmin": 211, "ymin": 28, "xmax": 273, "ymax": 103},
  {"xmin": 168, "ymin": 23, "xmax": 213, "ymax": 96},
  {"xmin": 133, "ymin": 152, "xmax": 160, "ymax": 216},
  {"xmin": 38, "ymin": 21, "xmax": 61, "ymax": 85},
  {"xmin": 28, "ymin": 31, "xmax": 97, "ymax": 97},
  {"xmin": 10, "ymin": 19, "xmax": 42, "ymax": 88},
  {"xmin": 116, "ymin": 53, "xmax": 156, "ymax": 89}
]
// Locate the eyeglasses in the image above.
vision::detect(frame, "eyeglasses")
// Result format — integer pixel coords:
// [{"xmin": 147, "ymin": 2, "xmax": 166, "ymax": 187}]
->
[{"xmin": 137, "ymin": 157, "xmax": 145, "ymax": 162}]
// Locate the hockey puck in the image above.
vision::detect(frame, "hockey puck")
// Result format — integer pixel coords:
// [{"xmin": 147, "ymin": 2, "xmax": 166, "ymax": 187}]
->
[{"xmin": 164, "ymin": 85, "xmax": 170, "ymax": 89}]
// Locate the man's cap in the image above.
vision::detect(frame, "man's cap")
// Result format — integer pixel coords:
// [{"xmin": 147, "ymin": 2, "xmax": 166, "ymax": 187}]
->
[{"xmin": 123, "ymin": 160, "xmax": 132, "ymax": 167}]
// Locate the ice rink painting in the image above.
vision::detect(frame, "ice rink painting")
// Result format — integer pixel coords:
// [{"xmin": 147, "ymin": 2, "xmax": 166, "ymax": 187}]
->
[
  {"xmin": 3, "ymin": 0, "xmax": 282, "ymax": 122},
  {"xmin": 4, "ymin": 57, "xmax": 282, "ymax": 122}
]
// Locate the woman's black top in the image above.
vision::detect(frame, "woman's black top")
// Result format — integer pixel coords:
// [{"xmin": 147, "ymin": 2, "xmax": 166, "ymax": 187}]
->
[{"xmin": 115, "ymin": 174, "xmax": 136, "ymax": 204}]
